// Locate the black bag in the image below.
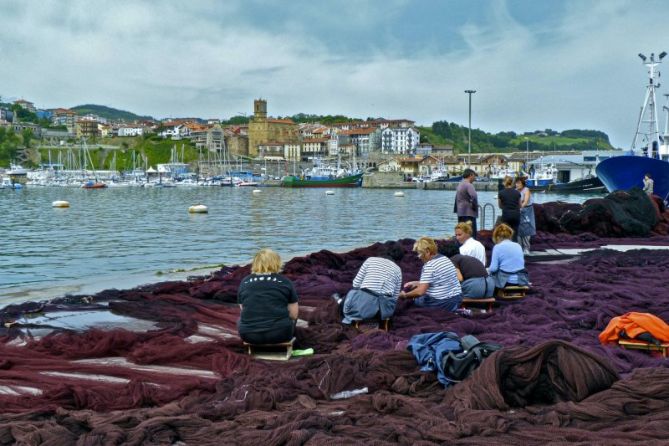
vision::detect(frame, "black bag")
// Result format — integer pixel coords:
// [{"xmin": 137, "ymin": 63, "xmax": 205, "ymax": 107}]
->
[{"xmin": 442, "ymin": 335, "xmax": 502, "ymax": 382}]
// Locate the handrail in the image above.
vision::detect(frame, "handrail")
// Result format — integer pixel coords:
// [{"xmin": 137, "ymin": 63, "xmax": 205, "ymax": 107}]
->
[{"xmin": 479, "ymin": 203, "xmax": 496, "ymax": 230}]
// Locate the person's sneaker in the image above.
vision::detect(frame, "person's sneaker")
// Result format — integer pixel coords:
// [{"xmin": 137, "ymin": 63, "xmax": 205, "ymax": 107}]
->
[{"xmin": 331, "ymin": 293, "xmax": 342, "ymax": 305}]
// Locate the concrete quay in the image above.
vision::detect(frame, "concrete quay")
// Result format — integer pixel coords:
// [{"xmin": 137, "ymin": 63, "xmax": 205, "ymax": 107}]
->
[{"xmin": 361, "ymin": 172, "xmax": 500, "ymax": 191}]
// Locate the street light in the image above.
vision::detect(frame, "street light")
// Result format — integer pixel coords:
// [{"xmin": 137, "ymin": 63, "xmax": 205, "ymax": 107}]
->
[
  {"xmin": 525, "ymin": 137, "xmax": 529, "ymax": 175},
  {"xmin": 464, "ymin": 90, "xmax": 476, "ymax": 167}
]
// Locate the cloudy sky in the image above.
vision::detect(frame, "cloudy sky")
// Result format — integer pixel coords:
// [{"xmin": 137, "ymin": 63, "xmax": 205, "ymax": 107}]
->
[{"xmin": 1, "ymin": 0, "xmax": 668, "ymax": 147}]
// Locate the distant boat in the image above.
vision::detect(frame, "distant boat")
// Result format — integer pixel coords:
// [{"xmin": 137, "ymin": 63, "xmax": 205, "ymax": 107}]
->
[
  {"xmin": 282, "ymin": 159, "xmax": 363, "ymax": 187},
  {"xmin": 596, "ymin": 51, "xmax": 669, "ymax": 200},
  {"xmin": 530, "ymin": 175, "xmax": 605, "ymax": 193},
  {"xmin": 526, "ymin": 164, "xmax": 557, "ymax": 188},
  {"xmin": 81, "ymin": 181, "xmax": 107, "ymax": 189},
  {"xmin": 282, "ymin": 172, "xmax": 363, "ymax": 187}
]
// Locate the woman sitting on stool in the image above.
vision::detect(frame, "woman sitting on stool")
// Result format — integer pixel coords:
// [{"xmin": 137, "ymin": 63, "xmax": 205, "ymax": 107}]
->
[
  {"xmin": 237, "ymin": 249, "xmax": 299, "ymax": 344},
  {"xmin": 489, "ymin": 224, "xmax": 529, "ymax": 289},
  {"xmin": 399, "ymin": 237, "xmax": 462, "ymax": 311},
  {"xmin": 439, "ymin": 240, "xmax": 494, "ymax": 299}
]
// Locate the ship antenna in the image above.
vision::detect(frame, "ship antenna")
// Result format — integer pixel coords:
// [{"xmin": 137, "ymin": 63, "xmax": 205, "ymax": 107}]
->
[{"xmin": 632, "ymin": 51, "xmax": 666, "ymax": 158}]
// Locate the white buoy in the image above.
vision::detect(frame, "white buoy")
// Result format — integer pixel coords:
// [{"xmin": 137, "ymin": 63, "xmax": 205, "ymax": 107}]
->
[
  {"xmin": 188, "ymin": 204, "xmax": 208, "ymax": 214},
  {"xmin": 394, "ymin": 191, "xmax": 405, "ymax": 197},
  {"xmin": 252, "ymin": 189, "xmax": 262, "ymax": 194},
  {"xmin": 52, "ymin": 200, "xmax": 70, "ymax": 208},
  {"xmin": 325, "ymin": 190, "xmax": 335, "ymax": 195}
]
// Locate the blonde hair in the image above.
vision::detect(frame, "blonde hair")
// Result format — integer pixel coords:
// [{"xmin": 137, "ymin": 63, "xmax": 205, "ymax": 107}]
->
[
  {"xmin": 413, "ymin": 237, "xmax": 438, "ymax": 261},
  {"xmin": 503, "ymin": 175, "xmax": 514, "ymax": 188},
  {"xmin": 251, "ymin": 248, "xmax": 282, "ymax": 274},
  {"xmin": 493, "ymin": 223, "xmax": 514, "ymax": 244},
  {"xmin": 455, "ymin": 221, "xmax": 473, "ymax": 236}
]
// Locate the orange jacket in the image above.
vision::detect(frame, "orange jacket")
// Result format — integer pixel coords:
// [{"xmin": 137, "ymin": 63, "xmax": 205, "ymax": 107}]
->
[{"xmin": 599, "ymin": 312, "xmax": 669, "ymax": 344}]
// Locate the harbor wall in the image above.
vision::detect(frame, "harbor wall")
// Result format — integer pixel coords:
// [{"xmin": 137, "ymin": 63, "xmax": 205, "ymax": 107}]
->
[{"xmin": 361, "ymin": 172, "xmax": 501, "ymax": 190}]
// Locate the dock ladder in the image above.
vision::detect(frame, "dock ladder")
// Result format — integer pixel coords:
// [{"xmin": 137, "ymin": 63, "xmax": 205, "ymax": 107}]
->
[{"xmin": 479, "ymin": 203, "xmax": 496, "ymax": 230}]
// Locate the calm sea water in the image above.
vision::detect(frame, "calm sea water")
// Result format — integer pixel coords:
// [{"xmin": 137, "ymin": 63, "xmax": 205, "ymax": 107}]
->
[{"xmin": 0, "ymin": 186, "xmax": 597, "ymax": 304}]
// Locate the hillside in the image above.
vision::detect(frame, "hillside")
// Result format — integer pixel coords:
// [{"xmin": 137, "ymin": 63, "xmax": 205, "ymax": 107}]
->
[
  {"xmin": 419, "ymin": 121, "xmax": 615, "ymax": 153},
  {"xmin": 71, "ymin": 104, "xmax": 153, "ymax": 122}
]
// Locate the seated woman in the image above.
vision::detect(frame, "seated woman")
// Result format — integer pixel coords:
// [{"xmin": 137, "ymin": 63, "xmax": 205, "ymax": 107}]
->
[
  {"xmin": 340, "ymin": 242, "xmax": 404, "ymax": 324},
  {"xmin": 454, "ymin": 221, "xmax": 486, "ymax": 265},
  {"xmin": 237, "ymin": 249, "xmax": 299, "ymax": 344},
  {"xmin": 399, "ymin": 237, "xmax": 462, "ymax": 311},
  {"xmin": 489, "ymin": 223, "xmax": 529, "ymax": 289},
  {"xmin": 439, "ymin": 240, "xmax": 494, "ymax": 299}
]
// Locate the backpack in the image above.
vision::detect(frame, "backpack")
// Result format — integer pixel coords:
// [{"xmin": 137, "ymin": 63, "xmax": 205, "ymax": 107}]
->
[{"xmin": 441, "ymin": 334, "xmax": 502, "ymax": 382}]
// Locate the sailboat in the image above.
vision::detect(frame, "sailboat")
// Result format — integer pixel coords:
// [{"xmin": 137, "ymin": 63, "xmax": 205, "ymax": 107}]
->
[{"xmin": 80, "ymin": 139, "xmax": 107, "ymax": 189}]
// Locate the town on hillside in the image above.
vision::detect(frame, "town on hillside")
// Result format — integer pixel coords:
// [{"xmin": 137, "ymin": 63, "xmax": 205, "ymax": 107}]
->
[{"xmin": 0, "ymin": 97, "xmax": 618, "ymax": 188}]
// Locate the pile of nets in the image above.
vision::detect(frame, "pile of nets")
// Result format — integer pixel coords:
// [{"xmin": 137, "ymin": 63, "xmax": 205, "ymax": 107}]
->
[
  {"xmin": 535, "ymin": 188, "xmax": 668, "ymax": 237},
  {"xmin": 1, "ymin": 236, "xmax": 669, "ymax": 444}
]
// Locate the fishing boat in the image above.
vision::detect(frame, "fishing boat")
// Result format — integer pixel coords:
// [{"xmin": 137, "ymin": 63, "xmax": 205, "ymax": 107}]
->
[
  {"xmin": 282, "ymin": 162, "xmax": 363, "ymax": 187},
  {"xmin": 282, "ymin": 172, "xmax": 363, "ymax": 187},
  {"xmin": 526, "ymin": 164, "xmax": 558, "ymax": 188},
  {"xmin": 596, "ymin": 51, "xmax": 669, "ymax": 201}
]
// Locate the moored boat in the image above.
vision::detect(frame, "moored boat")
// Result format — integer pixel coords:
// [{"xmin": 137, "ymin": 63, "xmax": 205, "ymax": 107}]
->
[
  {"xmin": 282, "ymin": 172, "xmax": 363, "ymax": 187},
  {"xmin": 596, "ymin": 51, "xmax": 669, "ymax": 200},
  {"xmin": 81, "ymin": 181, "xmax": 107, "ymax": 189}
]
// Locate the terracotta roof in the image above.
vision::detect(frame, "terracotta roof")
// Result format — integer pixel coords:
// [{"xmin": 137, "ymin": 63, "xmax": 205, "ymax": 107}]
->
[{"xmin": 340, "ymin": 127, "xmax": 378, "ymax": 135}]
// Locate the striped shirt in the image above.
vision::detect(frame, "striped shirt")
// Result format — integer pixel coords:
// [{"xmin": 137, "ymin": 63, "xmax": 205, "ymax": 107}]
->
[
  {"xmin": 419, "ymin": 254, "xmax": 462, "ymax": 300},
  {"xmin": 352, "ymin": 257, "xmax": 402, "ymax": 298}
]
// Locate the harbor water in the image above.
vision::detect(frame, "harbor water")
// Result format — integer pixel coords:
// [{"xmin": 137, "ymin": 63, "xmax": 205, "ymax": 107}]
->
[{"xmin": 0, "ymin": 187, "xmax": 598, "ymax": 305}]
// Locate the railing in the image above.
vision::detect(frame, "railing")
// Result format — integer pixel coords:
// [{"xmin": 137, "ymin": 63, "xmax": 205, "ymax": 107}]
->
[{"xmin": 478, "ymin": 203, "xmax": 496, "ymax": 230}]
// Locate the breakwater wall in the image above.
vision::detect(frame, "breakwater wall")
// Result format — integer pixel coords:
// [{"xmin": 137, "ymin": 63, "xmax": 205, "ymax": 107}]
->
[{"xmin": 362, "ymin": 172, "xmax": 501, "ymax": 190}]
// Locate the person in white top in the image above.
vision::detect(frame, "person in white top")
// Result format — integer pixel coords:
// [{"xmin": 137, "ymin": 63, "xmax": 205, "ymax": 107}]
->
[{"xmin": 455, "ymin": 221, "xmax": 486, "ymax": 265}]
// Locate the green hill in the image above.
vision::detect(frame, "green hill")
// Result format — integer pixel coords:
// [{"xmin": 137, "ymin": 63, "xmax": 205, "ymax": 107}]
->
[
  {"xmin": 420, "ymin": 121, "xmax": 614, "ymax": 153},
  {"xmin": 71, "ymin": 104, "xmax": 153, "ymax": 122}
]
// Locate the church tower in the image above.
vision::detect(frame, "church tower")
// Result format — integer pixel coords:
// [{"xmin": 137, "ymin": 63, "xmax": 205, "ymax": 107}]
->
[{"xmin": 253, "ymin": 99, "xmax": 267, "ymax": 120}]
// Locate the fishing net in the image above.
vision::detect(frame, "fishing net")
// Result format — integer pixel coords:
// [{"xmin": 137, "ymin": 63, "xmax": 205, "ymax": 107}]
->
[{"xmin": 1, "ymin": 230, "xmax": 669, "ymax": 443}]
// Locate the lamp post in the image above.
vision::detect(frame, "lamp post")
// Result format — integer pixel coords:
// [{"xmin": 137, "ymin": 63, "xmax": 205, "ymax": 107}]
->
[
  {"xmin": 525, "ymin": 137, "xmax": 529, "ymax": 175},
  {"xmin": 465, "ymin": 90, "xmax": 476, "ymax": 167}
]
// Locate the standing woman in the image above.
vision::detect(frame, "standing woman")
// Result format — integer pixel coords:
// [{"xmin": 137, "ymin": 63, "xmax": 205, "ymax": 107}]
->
[
  {"xmin": 237, "ymin": 249, "xmax": 299, "ymax": 344},
  {"xmin": 516, "ymin": 177, "xmax": 536, "ymax": 254},
  {"xmin": 497, "ymin": 176, "xmax": 521, "ymax": 241}
]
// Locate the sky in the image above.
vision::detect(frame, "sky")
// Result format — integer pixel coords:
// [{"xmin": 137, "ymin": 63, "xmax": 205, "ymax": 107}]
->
[{"xmin": 1, "ymin": 0, "xmax": 668, "ymax": 147}]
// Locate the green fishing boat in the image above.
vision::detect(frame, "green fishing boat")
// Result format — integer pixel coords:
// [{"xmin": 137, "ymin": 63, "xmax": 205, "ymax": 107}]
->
[{"xmin": 281, "ymin": 173, "xmax": 363, "ymax": 187}]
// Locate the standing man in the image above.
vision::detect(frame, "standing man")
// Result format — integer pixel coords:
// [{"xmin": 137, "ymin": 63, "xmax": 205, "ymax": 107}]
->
[
  {"xmin": 455, "ymin": 168, "xmax": 479, "ymax": 239},
  {"xmin": 643, "ymin": 173, "xmax": 654, "ymax": 196}
]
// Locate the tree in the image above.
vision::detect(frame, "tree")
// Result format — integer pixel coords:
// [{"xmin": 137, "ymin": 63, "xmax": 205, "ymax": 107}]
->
[{"xmin": 22, "ymin": 128, "xmax": 33, "ymax": 148}]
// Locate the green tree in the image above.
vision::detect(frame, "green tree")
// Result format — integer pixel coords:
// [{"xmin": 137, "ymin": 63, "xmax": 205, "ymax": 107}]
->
[{"xmin": 22, "ymin": 128, "xmax": 33, "ymax": 148}]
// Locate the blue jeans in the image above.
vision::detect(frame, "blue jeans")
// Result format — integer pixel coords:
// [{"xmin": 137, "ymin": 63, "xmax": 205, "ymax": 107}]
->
[{"xmin": 414, "ymin": 294, "xmax": 462, "ymax": 312}]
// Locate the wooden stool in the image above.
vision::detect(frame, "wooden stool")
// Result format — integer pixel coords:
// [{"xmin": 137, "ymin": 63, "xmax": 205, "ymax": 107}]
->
[
  {"xmin": 618, "ymin": 339, "xmax": 669, "ymax": 358},
  {"xmin": 243, "ymin": 337, "xmax": 296, "ymax": 361},
  {"xmin": 352, "ymin": 319, "xmax": 391, "ymax": 332},
  {"xmin": 496, "ymin": 286, "xmax": 530, "ymax": 301},
  {"xmin": 461, "ymin": 297, "xmax": 495, "ymax": 312}
]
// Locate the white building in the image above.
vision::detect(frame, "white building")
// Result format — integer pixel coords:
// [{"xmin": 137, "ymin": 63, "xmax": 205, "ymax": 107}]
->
[
  {"xmin": 381, "ymin": 127, "xmax": 420, "ymax": 154},
  {"xmin": 118, "ymin": 127, "xmax": 144, "ymax": 137}
]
